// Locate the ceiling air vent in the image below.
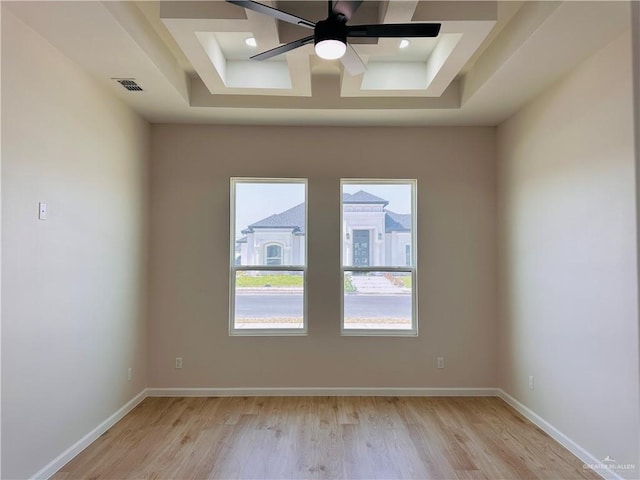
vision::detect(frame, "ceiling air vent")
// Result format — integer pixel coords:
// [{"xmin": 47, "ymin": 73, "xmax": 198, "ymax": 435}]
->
[{"xmin": 113, "ymin": 78, "xmax": 143, "ymax": 92}]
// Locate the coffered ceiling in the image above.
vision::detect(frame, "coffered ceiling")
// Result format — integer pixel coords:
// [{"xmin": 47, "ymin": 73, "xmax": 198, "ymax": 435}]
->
[{"xmin": 3, "ymin": 1, "xmax": 631, "ymax": 126}]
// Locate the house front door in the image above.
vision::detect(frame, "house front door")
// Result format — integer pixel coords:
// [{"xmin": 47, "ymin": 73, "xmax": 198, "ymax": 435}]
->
[{"xmin": 352, "ymin": 229, "xmax": 370, "ymax": 267}]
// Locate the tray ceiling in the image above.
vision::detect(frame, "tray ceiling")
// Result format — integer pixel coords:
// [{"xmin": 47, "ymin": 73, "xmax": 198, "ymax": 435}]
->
[
  {"xmin": 160, "ymin": 1, "xmax": 495, "ymax": 100},
  {"xmin": 3, "ymin": 1, "xmax": 631, "ymax": 126}
]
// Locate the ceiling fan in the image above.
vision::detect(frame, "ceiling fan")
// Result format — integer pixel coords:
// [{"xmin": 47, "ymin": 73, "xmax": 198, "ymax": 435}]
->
[{"xmin": 226, "ymin": 0, "xmax": 441, "ymax": 75}]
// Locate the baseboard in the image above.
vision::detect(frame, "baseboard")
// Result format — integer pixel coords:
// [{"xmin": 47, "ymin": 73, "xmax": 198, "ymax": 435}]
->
[
  {"xmin": 31, "ymin": 389, "xmax": 147, "ymax": 480},
  {"xmin": 146, "ymin": 387, "xmax": 499, "ymax": 397},
  {"xmin": 497, "ymin": 389, "xmax": 624, "ymax": 480}
]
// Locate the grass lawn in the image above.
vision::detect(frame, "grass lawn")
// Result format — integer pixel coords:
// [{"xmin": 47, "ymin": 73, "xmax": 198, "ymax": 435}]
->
[
  {"xmin": 236, "ymin": 274, "xmax": 303, "ymax": 288},
  {"xmin": 384, "ymin": 273, "xmax": 412, "ymax": 288}
]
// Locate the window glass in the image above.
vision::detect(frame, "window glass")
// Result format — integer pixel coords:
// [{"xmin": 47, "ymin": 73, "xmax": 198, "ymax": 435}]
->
[
  {"xmin": 231, "ymin": 179, "xmax": 307, "ymax": 334},
  {"xmin": 234, "ymin": 271, "xmax": 304, "ymax": 330},
  {"xmin": 341, "ymin": 180, "xmax": 417, "ymax": 335},
  {"xmin": 234, "ymin": 181, "xmax": 305, "ymax": 267}
]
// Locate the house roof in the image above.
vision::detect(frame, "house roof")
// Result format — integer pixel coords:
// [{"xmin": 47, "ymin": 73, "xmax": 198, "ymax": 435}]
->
[
  {"xmin": 343, "ymin": 190, "xmax": 389, "ymax": 206},
  {"xmin": 385, "ymin": 211, "xmax": 412, "ymax": 232},
  {"xmin": 244, "ymin": 203, "xmax": 306, "ymax": 234},
  {"xmin": 240, "ymin": 191, "xmax": 411, "ymax": 236}
]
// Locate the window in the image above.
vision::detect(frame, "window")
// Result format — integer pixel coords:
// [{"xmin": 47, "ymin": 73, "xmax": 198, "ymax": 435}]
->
[
  {"xmin": 265, "ymin": 244, "xmax": 283, "ymax": 265},
  {"xmin": 341, "ymin": 180, "xmax": 417, "ymax": 335},
  {"xmin": 230, "ymin": 178, "xmax": 307, "ymax": 335}
]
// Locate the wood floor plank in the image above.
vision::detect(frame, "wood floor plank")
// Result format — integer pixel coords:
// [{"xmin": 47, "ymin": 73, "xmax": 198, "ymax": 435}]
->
[
  {"xmin": 52, "ymin": 396, "xmax": 600, "ymax": 480},
  {"xmin": 336, "ymin": 397, "xmax": 360, "ymax": 425},
  {"xmin": 405, "ymin": 422, "xmax": 455, "ymax": 478},
  {"xmin": 341, "ymin": 423, "xmax": 376, "ymax": 480}
]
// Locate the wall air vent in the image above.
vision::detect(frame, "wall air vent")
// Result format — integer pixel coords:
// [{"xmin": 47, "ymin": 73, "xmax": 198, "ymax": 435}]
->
[{"xmin": 113, "ymin": 78, "xmax": 143, "ymax": 91}]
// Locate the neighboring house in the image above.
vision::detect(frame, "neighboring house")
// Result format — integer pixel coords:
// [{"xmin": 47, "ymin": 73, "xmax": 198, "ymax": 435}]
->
[
  {"xmin": 237, "ymin": 191, "xmax": 412, "ymax": 267},
  {"xmin": 236, "ymin": 202, "xmax": 306, "ymax": 266}
]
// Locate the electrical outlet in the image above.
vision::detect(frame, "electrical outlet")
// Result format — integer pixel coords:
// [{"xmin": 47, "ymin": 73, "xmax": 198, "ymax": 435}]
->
[
  {"xmin": 529, "ymin": 375, "xmax": 535, "ymax": 390},
  {"xmin": 175, "ymin": 357, "xmax": 183, "ymax": 369},
  {"xmin": 127, "ymin": 368, "xmax": 132, "ymax": 382},
  {"xmin": 437, "ymin": 357, "xmax": 445, "ymax": 369}
]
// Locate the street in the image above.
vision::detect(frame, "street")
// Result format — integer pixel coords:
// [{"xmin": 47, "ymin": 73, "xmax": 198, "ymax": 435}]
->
[{"xmin": 235, "ymin": 293, "xmax": 411, "ymax": 319}]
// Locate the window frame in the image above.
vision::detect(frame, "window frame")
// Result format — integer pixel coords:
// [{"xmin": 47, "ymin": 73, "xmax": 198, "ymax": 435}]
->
[
  {"xmin": 340, "ymin": 178, "xmax": 418, "ymax": 337},
  {"xmin": 229, "ymin": 177, "xmax": 308, "ymax": 336}
]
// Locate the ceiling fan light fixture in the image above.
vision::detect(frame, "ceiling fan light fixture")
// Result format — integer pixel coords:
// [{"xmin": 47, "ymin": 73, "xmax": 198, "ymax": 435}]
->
[
  {"xmin": 226, "ymin": 0, "xmax": 441, "ymax": 71},
  {"xmin": 314, "ymin": 18, "xmax": 347, "ymax": 60},
  {"xmin": 315, "ymin": 39, "xmax": 346, "ymax": 59}
]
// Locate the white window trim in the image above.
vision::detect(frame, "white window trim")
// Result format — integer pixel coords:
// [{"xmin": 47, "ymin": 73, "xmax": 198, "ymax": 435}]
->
[
  {"xmin": 340, "ymin": 178, "xmax": 418, "ymax": 337},
  {"xmin": 229, "ymin": 177, "xmax": 308, "ymax": 336}
]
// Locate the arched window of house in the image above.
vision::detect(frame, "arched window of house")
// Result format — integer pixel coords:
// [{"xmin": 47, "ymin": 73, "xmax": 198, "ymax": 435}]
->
[{"xmin": 265, "ymin": 244, "xmax": 283, "ymax": 265}]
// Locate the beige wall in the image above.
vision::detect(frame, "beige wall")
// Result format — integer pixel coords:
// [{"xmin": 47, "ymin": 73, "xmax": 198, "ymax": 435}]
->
[
  {"xmin": 1, "ymin": 10, "xmax": 150, "ymax": 479},
  {"xmin": 148, "ymin": 125, "xmax": 498, "ymax": 389},
  {"xmin": 497, "ymin": 30, "xmax": 639, "ymax": 476}
]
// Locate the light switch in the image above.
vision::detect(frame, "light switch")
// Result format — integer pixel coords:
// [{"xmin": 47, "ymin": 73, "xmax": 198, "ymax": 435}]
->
[{"xmin": 38, "ymin": 202, "xmax": 47, "ymax": 220}]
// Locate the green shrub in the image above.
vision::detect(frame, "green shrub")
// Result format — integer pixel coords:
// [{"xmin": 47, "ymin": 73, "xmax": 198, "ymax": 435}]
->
[{"xmin": 344, "ymin": 275, "xmax": 357, "ymax": 293}]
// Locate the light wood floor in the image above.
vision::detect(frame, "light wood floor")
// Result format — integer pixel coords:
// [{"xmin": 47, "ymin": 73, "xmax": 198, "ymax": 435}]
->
[{"xmin": 53, "ymin": 396, "xmax": 600, "ymax": 480}]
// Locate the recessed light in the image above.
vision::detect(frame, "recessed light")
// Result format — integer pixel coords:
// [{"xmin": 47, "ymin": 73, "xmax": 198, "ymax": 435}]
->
[
  {"xmin": 399, "ymin": 39, "xmax": 410, "ymax": 49},
  {"xmin": 245, "ymin": 37, "xmax": 257, "ymax": 47}
]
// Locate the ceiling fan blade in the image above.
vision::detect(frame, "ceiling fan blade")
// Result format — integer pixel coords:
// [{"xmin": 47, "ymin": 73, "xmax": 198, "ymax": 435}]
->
[
  {"xmin": 341, "ymin": 43, "xmax": 366, "ymax": 75},
  {"xmin": 251, "ymin": 35, "xmax": 315, "ymax": 61},
  {"xmin": 332, "ymin": 0, "xmax": 363, "ymax": 22},
  {"xmin": 226, "ymin": 0, "xmax": 315, "ymax": 28},
  {"xmin": 347, "ymin": 23, "xmax": 441, "ymax": 38}
]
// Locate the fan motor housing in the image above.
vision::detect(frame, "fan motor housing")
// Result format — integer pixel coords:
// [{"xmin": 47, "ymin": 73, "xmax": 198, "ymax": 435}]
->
[{"xmin": 314, "ymin": 18, "xmax": 347, "ymax": 46}]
